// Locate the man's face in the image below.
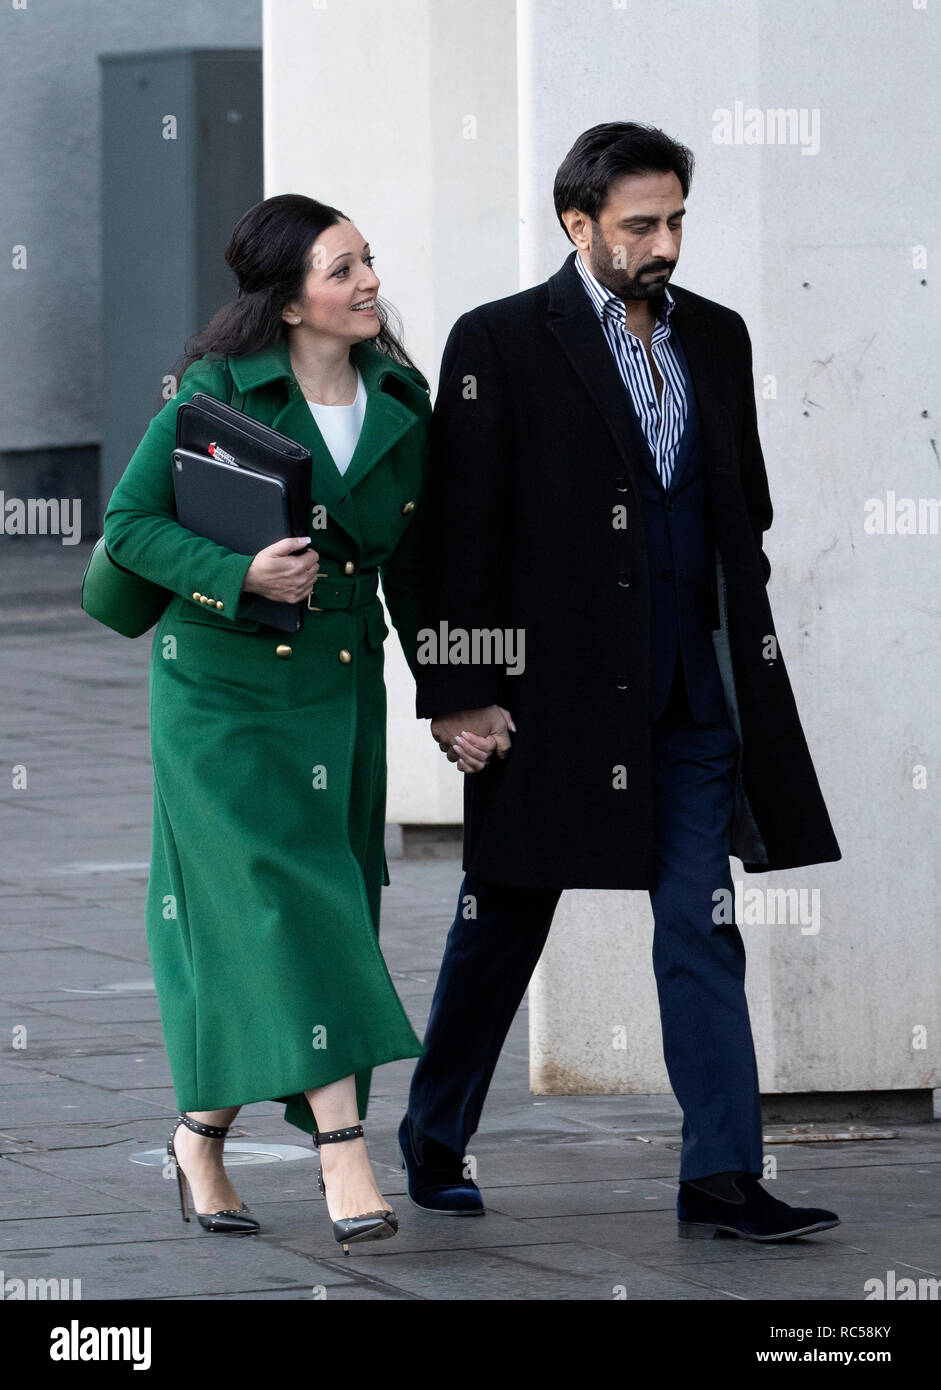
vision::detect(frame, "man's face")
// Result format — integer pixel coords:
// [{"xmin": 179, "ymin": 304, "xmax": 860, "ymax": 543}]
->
[{"xmin": 581, "ymin": 170, "xmax": 685, "ymax": 302}]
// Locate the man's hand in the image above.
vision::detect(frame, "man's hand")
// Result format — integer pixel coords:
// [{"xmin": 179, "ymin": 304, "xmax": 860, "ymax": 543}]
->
[
  {"xmin": 242, "ymin": 537, "xmax": 321, "ymax": 604},
  {"xmin": 430, "ymin": 705, "xmax": 516, "ymax": 775}
]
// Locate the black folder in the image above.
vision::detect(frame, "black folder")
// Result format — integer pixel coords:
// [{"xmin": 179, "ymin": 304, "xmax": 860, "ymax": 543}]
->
[{"xmin": 173, "ymin": 393, "xmax": 314, "ymax": 633}]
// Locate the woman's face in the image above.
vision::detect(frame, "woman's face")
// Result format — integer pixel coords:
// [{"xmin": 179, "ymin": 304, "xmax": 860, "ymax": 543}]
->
[{"xmin": 282, "ymin": 219, "xmax": 382, "ymax": 345}]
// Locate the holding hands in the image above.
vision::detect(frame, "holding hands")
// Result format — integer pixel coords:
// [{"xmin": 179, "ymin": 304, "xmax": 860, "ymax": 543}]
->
[
  {"xmin": 243, "ymin": 545, "xmax": 517, "ymax": 779},
  {"xmin": 430, "ymin": 705, "xmax": 516, "ymax": 775}
]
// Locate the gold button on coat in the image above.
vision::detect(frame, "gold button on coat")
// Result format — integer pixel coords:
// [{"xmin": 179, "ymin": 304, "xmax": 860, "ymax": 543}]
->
[
  {"xmin": 275, "ymin": 644, "xmax": 292, "ymax": 659},
  {"xmin": 192, "ymin": 592, "xmax": 201, "ymax": 601},
  {"xmin": 401, "ymin": 500, "xmax": 415, "ymax": 514},
  {"xmin": 343, "ymin": 561, "xmax": 355, "ymax": 575},
  {"xmin": 215, "ymin": 601, "xmax": 224, "ymax": 610},
  {"xmin": 338, "ymin": 649, "xmax": 352, "ymax": 664}
]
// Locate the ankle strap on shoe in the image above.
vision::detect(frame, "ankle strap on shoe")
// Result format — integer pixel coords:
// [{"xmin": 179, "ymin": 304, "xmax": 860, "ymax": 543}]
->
[
  {"xmin": 314, "ymin": 1123, "xmax": 364, "ymax": 1148},
  {"xmin": 177, "ymin": 1112, "xmax": 230, "ymax": 1139}
]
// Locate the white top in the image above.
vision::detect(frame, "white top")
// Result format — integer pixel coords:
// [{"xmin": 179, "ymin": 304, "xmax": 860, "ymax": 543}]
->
[{"xmin": 305, "ymin": 369, "xmax": 367, "ymax": 476}]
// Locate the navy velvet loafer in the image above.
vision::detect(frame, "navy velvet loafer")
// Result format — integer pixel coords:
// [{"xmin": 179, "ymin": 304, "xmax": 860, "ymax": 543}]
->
[
  {"xmin": 398, "ymin": 1114, "xmax": 485, "ymax": 1215},
  {"xmin": 677, "ymin": 1171, "xmax": 840, "ymax": 1241}
]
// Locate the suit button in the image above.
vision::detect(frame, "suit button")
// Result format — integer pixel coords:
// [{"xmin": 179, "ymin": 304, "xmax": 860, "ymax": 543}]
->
[
  {"xmin": 275, "ymin": 644, "xmax": 292, "ymax": 659},
  {"xmin": 615, "ymin": 476, "xmax": 629, "ymax": 492},
  {"xmin": 614, "ymin": 677, "xmax": 630, "ymax": 691},
  {"xmin": 199, "ymin": 595, "xmax": 210, "ymax": 605},
  {"xmin": 401, "ymin": 500, "xmax": 415, "ymax": 515},
  {"xmin": 662, "ymin": 568, "xmax": 675, "ymax": 580},
  {"xmin": 192, "ymin": 592, "xmax": 201, "ymax": 601},
  {"xmin": 665, "ymin": 499, "xmax": 675, "ymax": 511},
  {"xmin": 215, "ymin": 600, "xmax": 224, "ymax": 609},
  {"xmin": 617, "ymin": 572, "xmax": 631, "ymax": 588},
  {"xmin": 344, "ymin": 561, "xmax": 355, "ymax": 575},
  {"xmin": 338, "ymin": 649, "xmax": 352, "ymax": 664}
]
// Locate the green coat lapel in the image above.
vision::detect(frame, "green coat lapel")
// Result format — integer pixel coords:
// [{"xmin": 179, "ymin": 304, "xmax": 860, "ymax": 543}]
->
[{"xmin": 227, "ymin": 338, "xmax": 426, "ymax": 549}]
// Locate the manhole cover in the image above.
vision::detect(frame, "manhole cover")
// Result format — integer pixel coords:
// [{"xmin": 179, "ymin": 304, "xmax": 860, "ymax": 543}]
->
[{"xmin": 130, "ymin": 1141, "xmax": 312, "ymax": 1167}]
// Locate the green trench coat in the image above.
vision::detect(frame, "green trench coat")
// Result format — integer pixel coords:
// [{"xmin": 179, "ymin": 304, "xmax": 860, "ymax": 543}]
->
[{"xmin": 103, "ymin": 337, "xmax": 429, "ymax": 1134}]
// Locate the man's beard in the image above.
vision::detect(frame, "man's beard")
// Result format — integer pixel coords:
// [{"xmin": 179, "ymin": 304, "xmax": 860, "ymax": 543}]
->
[{"xmin": 588, "ymin": 242, "xmax": 674, "ymax": 304}]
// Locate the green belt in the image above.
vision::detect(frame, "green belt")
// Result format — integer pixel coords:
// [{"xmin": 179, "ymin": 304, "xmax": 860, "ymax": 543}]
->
[{"xmin": 307, "ymin": 569, "xmax": 379, "ymax": 612}]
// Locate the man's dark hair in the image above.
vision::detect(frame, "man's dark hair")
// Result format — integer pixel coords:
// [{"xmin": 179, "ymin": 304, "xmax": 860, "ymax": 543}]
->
[{"xmin": 553, "ymin": 122, "xmax": 695, "ymax": 241}]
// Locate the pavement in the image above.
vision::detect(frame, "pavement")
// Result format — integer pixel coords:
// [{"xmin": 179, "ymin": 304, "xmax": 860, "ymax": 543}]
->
[{"xmin": 1, "ymin": 542, "xmax": 939, "ymax": 1309}]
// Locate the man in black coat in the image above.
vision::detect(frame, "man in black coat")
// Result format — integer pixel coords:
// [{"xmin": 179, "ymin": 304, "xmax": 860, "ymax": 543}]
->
[{"xmin": 399, "ymin": 123, "xmax": 842, "ymax": 1241}]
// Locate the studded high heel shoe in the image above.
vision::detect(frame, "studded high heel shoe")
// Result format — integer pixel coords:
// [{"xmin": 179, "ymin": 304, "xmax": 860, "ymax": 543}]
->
[
  {"xmin": 167, "ymin": 1112, "xmax": 260, "ymax": 1235},
  {"xmin": 315, "ymin": 1123, "xmax": 398, "ymax": 1254}
]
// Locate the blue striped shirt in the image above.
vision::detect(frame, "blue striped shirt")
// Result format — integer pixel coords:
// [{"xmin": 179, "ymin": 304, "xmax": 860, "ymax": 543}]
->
[{"xmin": 574, "ymin": 252, "xmax": 687, "ymax": 489}]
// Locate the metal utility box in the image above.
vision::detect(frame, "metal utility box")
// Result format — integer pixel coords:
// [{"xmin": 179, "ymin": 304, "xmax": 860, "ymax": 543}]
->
[{"xmin": 99, "ymin": 48, "xmax": 262, "ymax": 514}]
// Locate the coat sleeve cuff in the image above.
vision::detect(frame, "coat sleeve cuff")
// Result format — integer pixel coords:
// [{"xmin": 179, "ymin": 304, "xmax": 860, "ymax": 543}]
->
[
  {"xmin": 186, "ymin": 548, "xmax": 257, "ymax": 620},
  {"xmin": 415, "ymin": 673, "xmax": 502, "ymax": 720}
]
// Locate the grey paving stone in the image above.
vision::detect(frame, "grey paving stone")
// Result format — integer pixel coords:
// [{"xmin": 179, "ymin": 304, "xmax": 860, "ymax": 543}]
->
[
  {"xmin": 0, "ymin": 1209, "xmax": 197, "ymax": 1253},
  {"xmin": 21, "ymin": 928, "xmax": 151, "ymax": 963},
  {"xmin": 635, "ymin": 1249, "xmax": 909, "ymax": 1302},
  {"xmin": 6, "ymin": 1032, "xmax": 159, "ymax": 1065},
  {"xmin": 444, "ymin": 1139, "xmax": 681, "ymax": 1189},
  {"xmin": 0, "ymin": 1060, "xmax": 63, "ymax": 1086},
  {"xmin": 307, "ymin": 1239, "xmax": 733, "ymax": 1301},
  {"xmin": 0, "ymin": 1158, "xmax": 149, "ymax": 1219},
  {"xmin": 6, "ymin": 1144, "xmax": 231, "ymax": 1216},
  {"xmin": 25, "ymin": 1049, "xmax": 172, "ymax": 1090},
  {"xmin": 759, "ymin": 1135, "xmax": 941, "ymax": 1170},
  {"xmin": 824, "ymin": 1220, "xmax": 941, "ymax": 1271},
  {"xmin": 484, "ymin": 1177, "xmax": 681, "ymax": 1220},
  {"xmin": 194, "ymin": 1283, "xmax": 414, "ymax": 1301},
  {"xmin": 0, "ymin": 1012, "xmax": 154, "ymax": 1046},
  {"xmin": 0, "ymin": 947, "xmax": 149, "ymax": 993},
  {"xmin": 519, "ymin": 1207, "xmax": 850, "ymax": 1264},
  {"xmin": 257, "ymin": 1196, "xmax": 548, "ymax": 1256},
  {"xmin": 0, "ymin": 1081, "xmax": 168, "ymax": 1127},
  {"xmin": 0, "ymin": 1236, "xmax": 355, "ymax": 1300},
  {"xmin": 11, "ymin": 997, "xmax": 164, "ymax": 1024}
]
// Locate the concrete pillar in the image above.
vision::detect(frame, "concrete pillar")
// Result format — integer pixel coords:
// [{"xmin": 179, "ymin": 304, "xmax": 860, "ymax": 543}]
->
[{"xmin": 263, "ymin": 0, "xmax": 518, "ymax": 825}]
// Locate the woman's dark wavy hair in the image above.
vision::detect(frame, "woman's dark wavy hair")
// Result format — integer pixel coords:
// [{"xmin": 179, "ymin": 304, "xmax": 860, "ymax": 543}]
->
[
  {"xmin": 553, "ymin": 122, "xmax": 695, "ymax": 240},
  {"xmin": 167, "ymin": 193, "xmax": 417, "ymax": 390}
]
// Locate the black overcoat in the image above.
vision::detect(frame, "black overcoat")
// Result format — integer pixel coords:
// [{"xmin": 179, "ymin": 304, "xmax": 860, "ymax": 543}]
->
[{"xmin": 414, "ymin": 250, "xmax": 841, "ymax": 889}]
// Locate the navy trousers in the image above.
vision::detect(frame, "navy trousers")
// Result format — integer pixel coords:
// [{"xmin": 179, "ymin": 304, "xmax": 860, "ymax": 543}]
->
[{"xmin": 407, "ymin": 662, "xmax": 765, "ymax": 1182}]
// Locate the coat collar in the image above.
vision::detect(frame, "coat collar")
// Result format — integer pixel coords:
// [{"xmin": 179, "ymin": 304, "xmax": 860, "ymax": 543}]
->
[
  {"xmin": 227, "ymin": 334, "xmax": 426, "ymax": 399},
  {"xmin": 225, "ymin": 337, "xmax": 428, "ymax": 549},
  {"xmin": 545, "ymin": 250, "xmax": 735, "ymax": 490}
]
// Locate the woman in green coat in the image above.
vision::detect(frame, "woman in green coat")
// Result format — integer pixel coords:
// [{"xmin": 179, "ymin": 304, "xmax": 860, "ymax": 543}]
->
[{"xmin": 104, "ymin": 194, "xmax": 484, "ymax": 1248}]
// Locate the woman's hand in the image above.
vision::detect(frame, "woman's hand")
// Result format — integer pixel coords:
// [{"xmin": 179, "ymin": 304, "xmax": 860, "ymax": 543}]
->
[
  {"xmin": 451, "ymin": 729, "xmax": 498, "ymax": 774},
  {"xmin": 430, "ymin": 705, "xmax": 516, "ymax": 775},
  {"xmin": 242, "ymin": 536, "xmax": 321, "ymax": 604}
]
